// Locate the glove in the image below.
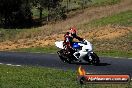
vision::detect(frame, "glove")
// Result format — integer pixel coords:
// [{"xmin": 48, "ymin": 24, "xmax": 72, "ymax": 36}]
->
[
  {"xmin": 83, "ymin": 39, "xmax": 86, "ymax": 42},
  {"xmin": 82, "ymin": 39, "xmax": 87, "ymax": 45},
  {"xmin": 80, "ymin": 39, "xmax": 85, "ymax": 43}
]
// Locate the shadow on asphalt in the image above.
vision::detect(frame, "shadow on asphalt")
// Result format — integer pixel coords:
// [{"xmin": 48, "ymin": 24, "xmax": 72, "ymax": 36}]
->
[{"xmin": 70, "ymin": 62, "xmax": 111, "ymax": 66}]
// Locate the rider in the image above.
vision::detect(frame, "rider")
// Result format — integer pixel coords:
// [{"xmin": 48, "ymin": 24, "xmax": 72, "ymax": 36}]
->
[{"xmin": 63, "ymin": 27, "xmax": 83, "ymax": 55}]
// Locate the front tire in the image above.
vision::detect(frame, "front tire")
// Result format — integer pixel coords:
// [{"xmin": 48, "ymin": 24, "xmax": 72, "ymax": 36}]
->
[{"xmin": 90, "ymin": 52, "xmax": 100, "ymax": 65}]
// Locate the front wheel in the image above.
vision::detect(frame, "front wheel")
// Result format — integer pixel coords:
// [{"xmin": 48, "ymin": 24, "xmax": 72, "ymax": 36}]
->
[{"xmin": 90, "ymin": 52, "xmax": 100, "ymax": 65}]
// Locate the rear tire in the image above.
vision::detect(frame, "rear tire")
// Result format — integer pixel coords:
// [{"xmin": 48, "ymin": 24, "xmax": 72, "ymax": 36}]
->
[
  {"xmin": 57, "ymin": 51, "xmax": 66, "ymax": 63},
  {"xmin": 57, "ymin": 50, "xmax": 72, "ymax": 64}
]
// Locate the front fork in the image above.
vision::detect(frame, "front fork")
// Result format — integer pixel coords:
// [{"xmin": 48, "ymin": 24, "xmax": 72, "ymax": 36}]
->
[{"xmin": 87, "ymin": 51, "xmax": 93, "ymax": 60}]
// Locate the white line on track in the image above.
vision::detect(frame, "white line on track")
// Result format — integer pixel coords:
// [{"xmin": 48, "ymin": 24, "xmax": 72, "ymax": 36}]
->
[
  {"xmin": 13, "ymin": 65, "xmax": 21, "ymax": 67},
  {"xmin": 6, "ymin": 64, "xmax": 21, "ymax": 67},
  {"xmin": 6, "ymin": 64, "xmax": 12, "ymax": 66},
  {"xmin": 0, "ymin": 63, "xmax": 22, "ymax": 67},
  {"xmin": 0, "ymin": 63, "xmax": 3, "ymax": 64}
]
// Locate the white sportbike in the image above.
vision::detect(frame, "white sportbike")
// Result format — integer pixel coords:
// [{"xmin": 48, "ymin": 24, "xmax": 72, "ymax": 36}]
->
[{"xmin": 55, "ymin": 39, "xmax": 100, "ymax": 65}]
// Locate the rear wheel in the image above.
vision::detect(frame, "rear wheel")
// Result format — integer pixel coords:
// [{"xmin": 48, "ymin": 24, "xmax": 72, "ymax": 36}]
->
[
  {"xmin": 57, "ymin": 50, "xmax": 66, "ymax": 63},
  {"xmin": 57, "ymin": 50, "xmax": 72, "ymax": 64}
]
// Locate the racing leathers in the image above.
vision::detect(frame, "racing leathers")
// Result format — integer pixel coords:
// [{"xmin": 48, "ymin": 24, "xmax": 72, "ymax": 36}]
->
[{"xmin": 63, "ymin": 32, "xmax": 83, "ymax": 55}]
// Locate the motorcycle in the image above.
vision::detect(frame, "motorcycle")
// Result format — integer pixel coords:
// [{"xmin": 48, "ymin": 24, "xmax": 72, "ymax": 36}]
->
[{"xmin": 55, "ymin": 39, "xmax": 100, "ymax": 65}]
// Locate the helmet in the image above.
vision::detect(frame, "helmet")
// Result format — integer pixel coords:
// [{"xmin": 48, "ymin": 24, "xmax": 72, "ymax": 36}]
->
[{"xmin": 69, "ymin": 27, "xmax": 77, "ymax": 35}]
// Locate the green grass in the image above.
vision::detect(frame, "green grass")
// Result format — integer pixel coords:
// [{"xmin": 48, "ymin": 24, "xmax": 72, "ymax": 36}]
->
[
  {"xmin": 93, "ymin": 32, "xmax": 132, "ymax": 58},
  {"xmin": 91, "ymin": 0, "xmax": 121, "ymax": 6},
  {"xmin": 0, "ymin": 29, "xmax": 26, "ymax": 42},
  {"xmin": 83, "ymin": 10, "xmax": 132, "ymax": 28},
  {"xmin": 0, "ymin": 28, "xmax": 47, "ymax": 42},
  {"xmin": 0, "ymin": 65, "xmax": 131, "ymax": 88},
  {"xmin": 13, "ymin": 46, "xmax": 59, "ymax": 54},
  {"xmin": 62, "ymin": 0, "xmax": 121, "ymax": 10},
  {"xmin": 96, "ymin": 50, "xmax": 132, "ymax": 58}
]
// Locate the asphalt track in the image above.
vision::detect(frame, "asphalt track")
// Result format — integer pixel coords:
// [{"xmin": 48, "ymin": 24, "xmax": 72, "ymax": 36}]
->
[{"xmin": 0, "ymin": 52, "xmax": 132, "ymax": 77}]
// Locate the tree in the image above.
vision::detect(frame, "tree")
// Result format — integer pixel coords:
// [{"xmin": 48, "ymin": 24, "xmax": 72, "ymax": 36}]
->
[
  {"xmin": 31, "ymin": 0, "xmax": 48, "ymax": 20},
  {"xmin": 66, "ymin": 0, "xmax": 71, "ymax": 13},
  {"xmin": 0, "ymin": 0, "xmax": 32, "ymax": 27},
  {"xmin": 31, "ymin": 0, "xmax": 65, "ymax": 21},
  {"xmin": 78, "ymin": 0, "xmax": 92, "ymax": 9}
]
